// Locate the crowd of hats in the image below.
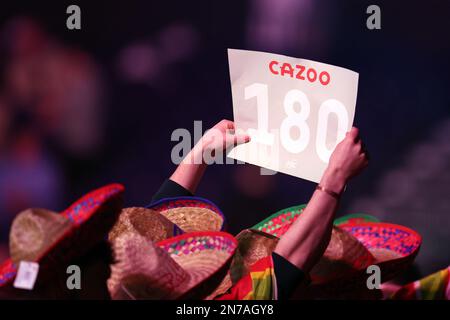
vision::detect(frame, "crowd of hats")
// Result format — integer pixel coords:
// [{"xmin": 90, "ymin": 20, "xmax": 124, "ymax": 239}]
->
[{"xmin": 0, "ymin": 184, "xmax": 422, "ymax": 299}]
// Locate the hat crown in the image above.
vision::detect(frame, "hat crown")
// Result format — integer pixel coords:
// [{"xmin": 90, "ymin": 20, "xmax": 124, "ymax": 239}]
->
[
  {"xmin": 109, "ymin": 207, "xmax": 175, "ymax": 244},
  {"xmin": 9, "ymin": 208, "xmax": 71, "ymax": 263}
]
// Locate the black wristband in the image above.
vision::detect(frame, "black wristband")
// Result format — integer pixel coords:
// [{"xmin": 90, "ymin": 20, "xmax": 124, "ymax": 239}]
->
[{"xmin": 150, "ymin": 179, "xmax": 193, "ymax": 203}]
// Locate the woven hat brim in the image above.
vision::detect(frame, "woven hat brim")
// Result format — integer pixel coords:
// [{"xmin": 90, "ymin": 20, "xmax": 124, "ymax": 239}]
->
[
  {"xmin": 338, "ymin": 222, "xmax": 422, "ymax": 280},
  {"xmin": 148, "ymin": 197, "xmax": 225, "ymax": 232},
  {"xmin": 0, "ymin": 183, "xmax": 124, "ymax": 288},
  {"xmin": 253, "ymin": 205, "xmax": 380, "ymax": 238},
  {"xmin": 159, "ymin": 207, "xmax": 223, "ymax": 233},
  {"xmin": 252, "ymin": 204, "xmax": 306, "ymax": 236},
  {"xmin": 334, "ymin": 214, "xmax": 380, "ymax": 226},
  {"xmin": 158, "ymin": 231, "xmax": 237, "ymax": 299}
]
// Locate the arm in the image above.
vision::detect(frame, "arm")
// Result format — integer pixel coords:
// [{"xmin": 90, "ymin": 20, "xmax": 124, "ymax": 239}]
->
[
  {"xmin": 169, "ymin": 144, "xmax": 208, "ymax": 195},
  {"xmin": 170, "ymin": 119, "xmax": 250, "ymax": 194},
  {"xmin": 274, "ymin": 127, "xmax": 369, "ymax": 273}
]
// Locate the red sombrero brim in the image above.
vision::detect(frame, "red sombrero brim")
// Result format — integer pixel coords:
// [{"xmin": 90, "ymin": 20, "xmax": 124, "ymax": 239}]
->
[
  {"xmin": 338, "ymin": 222, "xmax": 422, "ymax": 260},
  {"xmin": 336, "ymin": 221, "xmax": 422, "ymax": 282},
  {"xmin": 0, "ymin": 183, "xmax": 124, "ymax": 287}
]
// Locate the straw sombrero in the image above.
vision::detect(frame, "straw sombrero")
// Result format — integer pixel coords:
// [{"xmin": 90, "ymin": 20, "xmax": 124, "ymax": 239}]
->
[
  {"xmin": 109, "ymin": 196, "xmax": 226, "ymax": 244},
  {"xmin": 147, "ymin": 196, "xmax": 225, "ymax": 233},
  {"xmin": 108, "ymin": 207, "xmax": 178, "ymax": 244},
  {"xmin": 0, "ymin": 184, "xmax": 124, "ymax": 298},
  {"xmin": 211, "ymin": 204, "xmax": 421, "ymax": 299},
  {"xmin": 107, "ymin": 231, "xmax": 237, "ymax": 300}
]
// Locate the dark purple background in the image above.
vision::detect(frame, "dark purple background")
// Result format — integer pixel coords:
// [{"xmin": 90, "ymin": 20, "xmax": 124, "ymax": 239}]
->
[{"xmin": 0, "ymin": 0, "xmax": 449, "ymax": 277}]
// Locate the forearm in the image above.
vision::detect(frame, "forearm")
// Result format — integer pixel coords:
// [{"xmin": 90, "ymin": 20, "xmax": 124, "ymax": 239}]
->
[
  {"xmin": 273, "ymin": 167, "xmax": 347, "ymax": 273},
  {"xmin": 169, "ymin": 143, "xmax": 207, "ymax": 194}
]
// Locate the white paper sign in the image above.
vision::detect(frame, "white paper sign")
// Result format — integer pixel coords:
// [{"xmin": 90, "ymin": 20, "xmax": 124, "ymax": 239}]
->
[
  {"xmin": 13, "ymin": 261, "xmax": 39, "ymax": 290},
  {"xmin": 227, "ymin": 49, "xmax": 359, "ymax": 183}
]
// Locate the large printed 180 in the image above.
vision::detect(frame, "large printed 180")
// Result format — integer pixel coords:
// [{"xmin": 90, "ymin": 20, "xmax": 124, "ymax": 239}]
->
[
  {"xmin": 245, "ymin": 82, "xmax": 349, "ymax": 163},
  {"xmin": 228, "ymin": 49, "xmax": 358, "ymax": 183}
]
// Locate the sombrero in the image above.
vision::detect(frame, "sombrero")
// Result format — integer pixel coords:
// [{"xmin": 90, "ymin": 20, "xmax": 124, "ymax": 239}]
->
[
  {"xmin": 147, "ymin": 196, "xmax": 225, "ymax": 233},
  {"xmin": 109, "ymin": 196, "xmax": 226, "ymax": 243},
  {"xmin": 337, "ymin": 221, "xmax": 422, "ymax": 282},
  {"xmin": 107, "ymin": 231, "xmax": 237, "ymax": 300},
  {"xmin": 301, "ymin": 220, "xmax": 422, "ymax": 299},
  {"xmin": 0, "ymin": 183, "xmax": 124, "ymax": 298},
  {"xmin": 253, "ymin": 205, "xmax": 379, "ymax": 235},
  {"xmin": 109, "ymin": 207, "xmax": 178, "ymax": 244},
  {"xmin": 211, "ymin": 204, "xmax": 421, "ymax": 299}
]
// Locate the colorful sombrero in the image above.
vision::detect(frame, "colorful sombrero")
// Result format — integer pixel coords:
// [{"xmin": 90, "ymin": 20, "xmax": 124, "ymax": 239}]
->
[
  {"xmin": 334, "ymin": 213, "xmax": 380, "ymax": 226},
  {"xmin": 147, "ymin": 197, "xmax": 225, "ymax": 233},
  {"xmin": 253, "ymin": 205, "xmax": 379, "ymax": 235},
  {"xmin": 302, "ymin": 221, "xmax": 422, "ymax": 299},
  {"xmin": 107, "ymin": 231, "xmax": 237, "ymax": 299},
  {"xmin": 211, "ymin": 204, "xmax": 421, "ymax": 299},
  {"xmin": 0, "ymin": 184, "xmax": 124, "ymax": 298},
  {"xmin": 252, "ymin": 204, "xmax": 306, "ymax": 237},
  {"xmin": 337, "ymin": 221, "xmax": 422, "ymax": 281}
]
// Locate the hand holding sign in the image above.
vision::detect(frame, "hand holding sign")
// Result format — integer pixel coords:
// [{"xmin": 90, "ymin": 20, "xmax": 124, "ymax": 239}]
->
[{"xmin": 227, "ymin": 49, "xmax": 359, "ymax": 183}]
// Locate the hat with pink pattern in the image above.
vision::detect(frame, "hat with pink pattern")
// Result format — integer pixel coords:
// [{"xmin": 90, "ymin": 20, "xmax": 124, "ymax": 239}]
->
[{"xmin": 107, "ymin": 231, "xmax": 237, "ymax": 300}]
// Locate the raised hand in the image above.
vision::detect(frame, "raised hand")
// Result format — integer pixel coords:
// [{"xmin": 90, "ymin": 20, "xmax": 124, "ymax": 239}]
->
[
  {"xmin": 199, "ymin": 119, "xmax": 250, "ymax": 160},
  {"xmin": 320, "ymin": 127, "xmax": 369, "ymax": 194}
]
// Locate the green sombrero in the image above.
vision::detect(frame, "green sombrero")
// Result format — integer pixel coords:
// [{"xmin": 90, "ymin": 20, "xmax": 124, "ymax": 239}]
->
[{"xmin": 253, "ymin": 204, "xmax": 380, "ymax": 234}]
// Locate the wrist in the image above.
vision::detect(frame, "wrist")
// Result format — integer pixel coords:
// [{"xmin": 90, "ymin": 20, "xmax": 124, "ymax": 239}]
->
[
  {"xmin": 320, "ymin": 167, "xmax": 347, "ymax": 195},
  {"xmin": 183, "ymin": 143, "xmax": 207, "ymax": 166}
]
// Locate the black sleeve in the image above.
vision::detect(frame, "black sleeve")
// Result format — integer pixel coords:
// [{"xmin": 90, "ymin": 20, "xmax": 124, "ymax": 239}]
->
[
  {"xmin": 151, "ymin": 179, "xmax": 193, "ymax": 202},
  {"xmin": 272, "ymin": 252, "xmax": 307, "ymax": 300}
]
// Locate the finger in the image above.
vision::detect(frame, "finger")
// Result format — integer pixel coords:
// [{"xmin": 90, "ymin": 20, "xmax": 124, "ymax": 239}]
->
[
  {"xmin": 227, "ymin": 128, "xmax": 236, "ymax": 135},
  {"xmin": 349, "ymin": 127, "xmax": 359, "ymax": 136},
  {"xmin": 348, "ymin": 127, "xmax": 360, "ymax": 142},
  {"xmin": 362, "ymin": 145, "xmax": 370, "ymax": 161},
  {"xmin": 232, "ymin": 134, "xmax": 251, "ymax": 145},
  {"xmin": 359, "ymin": 149, "xmax": 370, "ymax": 161},
  {"xmin": 358, "ymin": 140, "xmax": 366, "ymax": 153},
  {"xmin": 220, "ymin": 119, "xmax": 235, "ymax": 130}
]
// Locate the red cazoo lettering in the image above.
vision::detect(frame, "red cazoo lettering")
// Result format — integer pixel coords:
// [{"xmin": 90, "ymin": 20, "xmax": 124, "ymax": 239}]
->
[{"xmin": 268, "ymin": 60, "xmax": 330, "ymax": 86}]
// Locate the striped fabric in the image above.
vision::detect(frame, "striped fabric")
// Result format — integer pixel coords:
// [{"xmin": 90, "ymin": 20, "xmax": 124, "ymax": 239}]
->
[
  {"xmin": 215, "ymin": 256, "xmax": 276, "ymax": 300},
  {"xmin": 389, "ymin": 266, "xmax": 450, "ymax": 300}
]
